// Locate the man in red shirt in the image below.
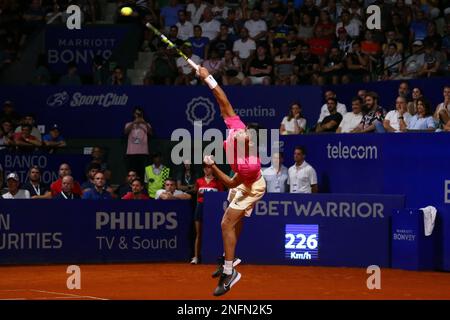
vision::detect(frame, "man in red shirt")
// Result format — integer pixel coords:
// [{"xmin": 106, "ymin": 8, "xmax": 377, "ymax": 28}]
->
[
  {"xmin": 121, "ymin": 179, "xmax": 150, "ymax": 200},
  {"xmin": 308, "ymin": 25, "xmax": 332, "ymax": 57},
  {"xmin": 190, "ymin": 164, "xmax": 224, "ymax": 265},
  {"xmin": 50, "ymin": 163, "xmax": 82, "ymax": 197},
  {"xmin": 13, "ymin": 124, "xmax": 42, "ymax": 152}
]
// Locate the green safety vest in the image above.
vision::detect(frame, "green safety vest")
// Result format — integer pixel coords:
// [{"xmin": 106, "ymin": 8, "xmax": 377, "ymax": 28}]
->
[{"xmin": 145, "ymin": 165, "xmax": 170, "ymax": 198}]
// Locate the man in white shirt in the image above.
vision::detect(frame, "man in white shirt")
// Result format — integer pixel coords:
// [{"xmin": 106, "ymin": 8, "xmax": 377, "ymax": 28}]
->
[
  {"xmin": 186, "ymin": 0, "xmax": 207, "ymax": 26},
  {"xmin": 243, "ymin": 8, "xmax": 267, "ymax": 41},
  {"xmin": 337, "ymin": 96, "xmax": 363, "ymax": 133},
  {"xmin": 232, "ymin": 27, "xmax": 256, "ymax": 61},
  {"xmin": 380, "ymin": 96, "xmax": 411, "ymax": 132},
  {"xmin": 211, "ymin": 0, "xmax": 229, "ymax": 21},
  {"xmin": 175, "ymin": 43, "xmax": 203, "ymax": 85},
  {"xmin": 262, "ymin": 152, "xmax": 289, "ymax": 193},
  {"xmin": 200, "ymin": 7, "xmax": 221, "ymax": 41},
  {"xmin": 317, "ymin": 90, "xmax": 347, "ymax": 124},
  {"xmin": 288, "ymin": 146, "xmax": 318, "ymax": 194},
  {"xmin": 155, "ymin": 178, "xmax": 191, "ymax": 200},
  {"xmin": 1, "ymin": 172, "xmax": 31, "ymax": 199},
  {"xmin": 176, "ymin": 10, "xmax": 194, "ymax": 41},
  {"xmin": 335, "ymin": 10, "xmax": 361, "ymax": 39}
]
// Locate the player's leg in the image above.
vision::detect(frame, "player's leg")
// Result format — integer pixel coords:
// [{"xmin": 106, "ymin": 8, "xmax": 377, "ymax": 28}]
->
[{"xmin": 192, "ymin": 220, "xmax": 202, "ymax": 264}]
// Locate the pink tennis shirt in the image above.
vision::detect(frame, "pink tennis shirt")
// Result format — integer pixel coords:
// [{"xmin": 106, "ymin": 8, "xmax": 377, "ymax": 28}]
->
[{"xmin": 224, "ymin": 115, "xmax": 261, "ymax": 185}]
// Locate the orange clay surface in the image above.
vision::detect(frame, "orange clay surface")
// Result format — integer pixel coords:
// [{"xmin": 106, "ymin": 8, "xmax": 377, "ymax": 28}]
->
[{"xmin": 0, "ymin": 263, "xmax": 449, "ymax": 300}]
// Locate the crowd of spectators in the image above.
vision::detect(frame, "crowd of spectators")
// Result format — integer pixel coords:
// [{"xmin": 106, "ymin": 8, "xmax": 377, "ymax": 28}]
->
[{"xmin": 141, "ymin": 0, "xmax": 450, "ymax": 86}]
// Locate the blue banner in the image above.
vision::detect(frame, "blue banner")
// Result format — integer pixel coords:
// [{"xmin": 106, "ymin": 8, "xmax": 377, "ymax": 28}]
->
[
  {"xmin": 202, "ymin": 193, "xmax": 405, "ymax": 267},
  {"xmin": 45, "ymin": 25, "xmax": 129, "ymax": 75},
  {"xmin": 0, "ymin": 200, "xmax": 193, "ymax": 264},
  {"xmin": 0, "ymin": 152, "xmax": 91, "ymax": 184}
]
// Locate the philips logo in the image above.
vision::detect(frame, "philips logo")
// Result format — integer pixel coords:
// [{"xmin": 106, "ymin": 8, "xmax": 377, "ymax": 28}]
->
[
  {"xmin": 327, "ymin": 142, "xmax": 378, "ymax": 160},
  {"xmin": 46, "ymin": 92, "xmax": 128, "ymax": 108}
]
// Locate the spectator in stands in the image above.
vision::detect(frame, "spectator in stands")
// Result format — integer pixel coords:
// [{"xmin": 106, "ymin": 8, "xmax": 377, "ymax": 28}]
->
[
  {"xmin": 0, "ymin": 101, "xmax": 20, "ymax": 127},
  {"xmin": 284, "ymin": 0, "xmax": 300, "ymax": 26},
  {"xmin": 21, "ymin": 0, "xmax": 46, "ymax": 44},
  {"xmin": 42, "ymin": 124, "xmax": 66, "ymax": 154},
  {"xmin": 108, "ymin": 66, "xmax": 131, "ymax": 85},
  {"xmin": 176, "ymin": 159, "xmax": 197, "ymax": 196},
  {"xmin": 317, "ymin": 90, "xmax": 347, "ymax": 124},
  {"xmin": 221, "ymin": 49, "xmax": 244, "ymax": 85},
  {"xmin": 147, "ymin": 45, "xmax": 177, "ymax": 85},
  {"xmin": 89, "ymin": 146, "xmax": 111, "ymax": 179},
  {"xmin": 242, "ymin": 44, "xmax": 273, "ymax": 85},
  {"xmin": 300, "ymin": 0, "xmax": 320, "ymax": 24},
  {"xmin": 407, "ymin": 98, "xmax": 437, "ymax": 131},
  {"xmin": 160, "ymin": 0, "xmax": 185, "ymax": 33},
  {"xmin": 167, "ymin": 25, "xmax": 184, "ymax": 48},
  {"xmin": 12, "ymin": 124, "xmax": 42, "ymax": 152},
  {"xmin": 14, "ymin": 114, "xmax": 41, "ymax": 142},
  {"xmin": 116, "ymin": 170, "xmax": 138, "ymax": 199},
  {"xmin": 358, "ymin": 89, "xmax": 367, "ymax": 101},
  {"xmin": 280, "ymin": 102, "xmax": 307, "ymax": 135},
  {"xmin": 155, "ymin": 177, "xmax": 191, "ymax": 200},
  {"xmin": 92, "ymin": 55, "xmax": 109, "ymax": 85},
  {"xmin": 0, "ymin": 120, "xmax": 14, "ymax": 150},
  {"xmin": 81, "ymin": 162, "xmax": 102, "ymax": 192},
  {"xmin": 354, "ymin": 91, "xmax": 386, "ymax": 133},
  {"xmin": 189, "ymin": 25, "xmax": 210, "ymax": 60},
  {"xmin": 391, "ymin": 12, "xmax": 411, "ymax": 48},
  {"xmin": 382, "ymin": 29, "xmax": 404, "ymax": 55},
  {"xmin": 121, "ymin": 178, "xmax": 150, "ymax": 200},
  {"xmin": 50, "ymin": 163, "xmax": 82, "ymax": 197},
  {"xmin": 297, "ymin": 13, "xmax": 315, "ymax": 43},
  {"xmin": 410, "ymin": 10, "xmax": 428, "ymax": 42},
  {"xmin": 125, "ymin": 107, "xmax": 152, "ymax": 181},
  {"xmin": 308, "ymin": 25, "xmax": 332, "ymax": 58},
  {"xmin": 361, "ymin": 29, "xmax": 382, "ymax": 71},
  {"xmin": 337, "ymin": 96, "xmax": 364, "ymax": 133},
  {"xmin": 202, "ymin": 49, "xmax": 223, "ymax": 80},
  {"xmin": 419, "ymin": 41, "xmax": 442, "ymax": 78},
  {"xmin": 235, "ymin": 0, "xmax": 250, "ymax": 22},
  {"xmin": 262, "ymin": 152, "xmax": 289, "ymax": 193},
  {"xmin": 288, "ymin": 146, "xmax": 318, "ymax": 193},
  {"xmin": 323, "ymin": 0, "xmax": 340, "ymax": 23},
  {"xmin": 391, "ymin": 0, "xmax": 412, "ymax": 27},
  {"xmin": 294, "ymin": 43, "xmax": 320, "ymax": 84},
  {"xmin": 334, "ymin": 27, "xmax": 353, "ymax": 55},
  {"xmin": 175, "ymin": 42, "xmax": 202, "ymax": 85},
  {"xmin": 319, "ymin": 46, "xmax": 345, "ymax": 85},
  {"xmin": 53, "ymin": 175, "xmax": 80, "ymax": 200},
  {"xmin": 423, "ymin": 21, "xmax": 442, "ymax": 50},
  {"xmin": 223, "ymin": 8, "xmax": 240, "ymax": 36},
  {"xmin": 433, "ymin": 86, "xmax": 450, "ymax": 130},
  {"xmin": 408, "ymin": 87, "xmax": 423, "ymax": 115},
  {"xmin": 398, "ymin": 81, "xmax": 410, "ymax": 99},
  {"xmin": 59, "ymin": 62, "xmax": 82, "ymax": 86},
  {"xmin": 145, "ymin": 152, "xmax": 170, "ymax": 199},
  {"xmin": 382, "ymin": 43, "xmax": 402, "ymax": 80},
  {"xmin": 186, "ymin": 0, "xmax": 208, "ymax": 26},
  {"xmin": 378, "ymin": 96, "xmax": 411, "ymax": 133},
  {"xmin": 176, "ymin": 9, "xmax": 194, "ymax": 41},
  {"xmin": 244, "ymin": 8, "xmax": 268, "ymax": 42},
  {"xmin": 22, "ymin": 166, "xmax": 51, "ymax": 199},
  {"xmin": 200, "ymin": 7, "xmax": 221, "ymax": 41},
  {"xmin": 1, "ymin": 172, "xmax": 30, "ymax": 199},
  {"xmin": 344, "ymin": 41, "xmax": 370, "ymax": 83},
  {"xmin": 315, "ymin": 97, "xmax": 343, "ymax": 133},
  {"xmin": 211, "ymin": 0, "xmax": 229, "ymax": 22},
  {"xmin": 191, "ymin": 164, "xmax": 224, "ymax": 264},
  {"xmin": 233, "ymin": 27, "xmax": 256, "ymax": 69},
  {"xmin": 316, "ymin": 9, "xmax": 336, "ymax": 40},
  {"xmin": 335, "ymin": 10, "xmax": 361, "ymax": 39},
  {"xmin": 210, "ymin": 24, "xmax": 234, "ymax": 58},
  {"xmin": 401, "ymin": 40, "xmax": 425, "ymax": 79},
  {"xmin": 82, "ymin": 172, "xmax": 112, "ymax": 200},
  {"xmin": 273, "ymin": 41, "xmax": 297, "ymax": 85}
]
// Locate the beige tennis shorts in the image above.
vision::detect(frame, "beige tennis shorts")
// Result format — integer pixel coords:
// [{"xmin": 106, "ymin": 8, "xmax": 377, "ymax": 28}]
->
[{"xmin": 227, "ymin": 175, "xmax": 266, "ymax": 217}]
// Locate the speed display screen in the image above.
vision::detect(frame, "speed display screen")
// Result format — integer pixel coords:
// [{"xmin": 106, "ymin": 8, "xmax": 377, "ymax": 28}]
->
[{"xmin": 285, "ymin": 224, "xmax": 319, "ymax": 261}]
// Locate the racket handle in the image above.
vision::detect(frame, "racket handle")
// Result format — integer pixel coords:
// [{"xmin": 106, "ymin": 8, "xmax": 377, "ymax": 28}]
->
[{"xmin": 186, "ymin": 58, "xmax": 199, "ymax": 72}]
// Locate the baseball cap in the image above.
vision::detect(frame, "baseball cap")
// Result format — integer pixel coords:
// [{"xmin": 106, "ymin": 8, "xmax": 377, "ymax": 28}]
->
[
  {"xmin": 413, "ymin": 40, "xmax": 423, "ymax": 46},
  {"xmin": 6, "ymin": 172, "xmax": 19, "ymax": 181},
  {"xmin": 50, "ymin": 124, "xmax": 60, "ymax": 131}
]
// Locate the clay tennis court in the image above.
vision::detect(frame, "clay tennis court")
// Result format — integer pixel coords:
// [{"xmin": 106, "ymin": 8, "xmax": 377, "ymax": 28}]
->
[{"xmin": 0, "ymin": 263, "xmax": 449, "ymax": 300}]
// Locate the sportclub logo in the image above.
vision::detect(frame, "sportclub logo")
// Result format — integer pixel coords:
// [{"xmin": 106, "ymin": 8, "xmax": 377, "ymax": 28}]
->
[
  {"xmin": 186, "ymin": 96, "xmax": 216, "ymax": 126},
  {"xmin": 46, "ymin": 91, "xmax": 70, "ymax": 107}
]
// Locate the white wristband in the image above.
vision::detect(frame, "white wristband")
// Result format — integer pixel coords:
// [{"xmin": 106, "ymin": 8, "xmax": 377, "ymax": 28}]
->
[{"xmin": 204, "ymin": 75, "xmax": 218, "ymax": 89}]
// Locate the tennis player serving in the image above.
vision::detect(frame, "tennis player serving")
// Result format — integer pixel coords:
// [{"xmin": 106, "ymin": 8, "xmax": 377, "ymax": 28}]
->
[{"xmin": 198, "ymin": 67, "xmax": 266, "ymax": 296}]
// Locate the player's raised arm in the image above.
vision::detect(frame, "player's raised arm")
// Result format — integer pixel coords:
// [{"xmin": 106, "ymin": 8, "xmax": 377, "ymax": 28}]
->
[{"xmin": 198, "ymin": 67, "xmax": 236, "ymax": 119}]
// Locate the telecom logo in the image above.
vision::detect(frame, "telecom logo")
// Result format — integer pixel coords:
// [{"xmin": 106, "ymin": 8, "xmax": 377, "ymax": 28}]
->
[
  {"xmin": 186, "ymin": 96, "xmax": 216, "ymax": 126},
  {"xmin": 47, "ymin": 91, "xmax": 70, "ymax": 107}
]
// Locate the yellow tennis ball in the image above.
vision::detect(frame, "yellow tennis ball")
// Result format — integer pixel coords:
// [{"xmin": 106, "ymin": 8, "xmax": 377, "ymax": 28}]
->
[{"xmin": 120, "ymin": 6, "xmax": 133, "ymax": 16}]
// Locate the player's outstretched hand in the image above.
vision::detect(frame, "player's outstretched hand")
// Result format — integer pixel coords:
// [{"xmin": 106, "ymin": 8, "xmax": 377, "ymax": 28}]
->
[
  {"xmin": 198, "ymin": 67, "xmax": 210, "ymax": 81},
  {"xmin": 203, "ymin": 155, "xmax": 215, "ymax": 166}
]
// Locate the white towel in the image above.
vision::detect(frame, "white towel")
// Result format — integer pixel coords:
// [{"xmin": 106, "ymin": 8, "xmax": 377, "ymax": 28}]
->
[{"xmin": 420, "ymin": 206, "xmax": 437, "ymax": 236}]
